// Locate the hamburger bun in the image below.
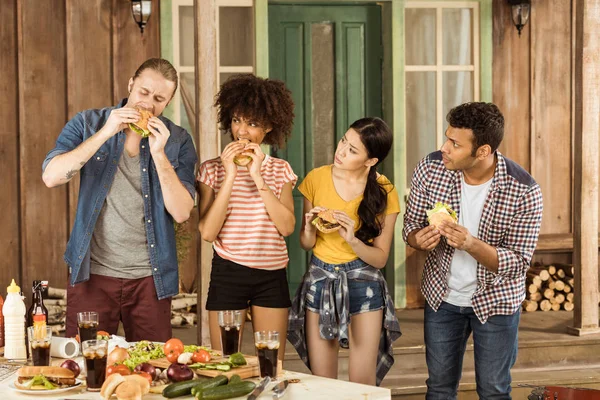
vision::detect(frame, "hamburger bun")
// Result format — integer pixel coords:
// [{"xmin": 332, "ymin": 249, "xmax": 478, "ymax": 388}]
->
[
  {"xmin": 129, "ymin": 106, "xmax": 154, "ymax": 138},
  {"xmin": 233, "ymin": 138, "xmax": 252, "ymax": 166},
  {"xmin": 115, "ymin": 381, "xmax": 142, "ymax": 400},
  {"xmin": 312, "ymin": 209, "xmax": 342, "ymax": 233},
  {"xmin": 124, "ymin": 374, "xmax": 150, "ymax": 395},
  {"xmin": 100, "ymin": 372, "xmax": 126, "ymax": 399}
]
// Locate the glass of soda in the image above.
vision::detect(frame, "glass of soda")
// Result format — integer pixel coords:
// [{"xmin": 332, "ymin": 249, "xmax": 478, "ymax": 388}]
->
[
  {"xmin": 254, "ymin": 330, "xmax": 279, "ymax": 379},
  {"xmin": 82, "ymin": 339, "xmax": 108, "ymax": 391},
  {"xmin": 217, "ymin": 310, "xmax": 243, "ymax": 356},
  {"xmin": 27, "ymin": 325, "xmax": 52, "ymax": 366},
  {"xmin": 77, "ymin": 311, "xmax": 98, "ymax": 344}
]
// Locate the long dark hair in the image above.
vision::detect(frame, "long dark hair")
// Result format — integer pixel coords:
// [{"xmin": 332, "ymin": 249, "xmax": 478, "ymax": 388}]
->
[{"xmin": 350, "ymin": 117, "xmax": 394, "ymax": 244}]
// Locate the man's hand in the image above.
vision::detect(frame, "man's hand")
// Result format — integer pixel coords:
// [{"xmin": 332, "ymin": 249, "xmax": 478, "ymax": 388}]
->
[
  {"xmin": 438, "ymin": 221, "xmax": 474, "ymax": 251},
  {"xmin": 147, "ymin": 117, "xmax": 171, "ymax": 156},
  {"xmin": 103, "ymin": 108, "xmax": 141, "ymax": 137},
  {"xmin": 409, "ymin": 225, "xmax": 441, "ymax": 251}
]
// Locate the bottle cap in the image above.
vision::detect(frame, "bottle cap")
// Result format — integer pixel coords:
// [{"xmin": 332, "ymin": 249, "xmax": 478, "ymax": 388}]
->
[{"xmin": 7, "ymin": 279, "xmax": 20, "ymax": 293}]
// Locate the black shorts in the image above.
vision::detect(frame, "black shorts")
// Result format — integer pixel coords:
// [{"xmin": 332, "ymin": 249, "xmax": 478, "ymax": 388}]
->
[{"xmin": 206, "ymin": 253, "xmax": 292, "ymax": 310}]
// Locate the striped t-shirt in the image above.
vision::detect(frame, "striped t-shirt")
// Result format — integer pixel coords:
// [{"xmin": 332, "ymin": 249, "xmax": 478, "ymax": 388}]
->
[{"xmin": 197, "ymin": 155, "xmax": 298, "ymax": 269}]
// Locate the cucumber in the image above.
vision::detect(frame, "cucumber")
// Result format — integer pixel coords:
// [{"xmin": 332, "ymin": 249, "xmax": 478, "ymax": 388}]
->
[
  {"xmin": 163, "ymin": 379, "xmax": 207, "ymax": 398},
  {"xmin": 227, "ymin": 374, "xmax": 241, "ymax": 385},
  {"xmin": 216, "ymin": 364, "xmax": 231, "ymax": 371},
  {"xmin": 190, "ymin": 375, "xmax": 230, "ymax": 396},
  {"xmin": 195, "ymin": 381, "xmax": 256, "ymax": 400}
]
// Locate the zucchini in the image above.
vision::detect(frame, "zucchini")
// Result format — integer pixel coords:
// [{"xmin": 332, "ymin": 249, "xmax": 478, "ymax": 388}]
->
[
  {"xmin": 163, "ymin": 379, "xmax": 207, "ymax": 398},
  {"xmin": 195, "ymin": 381, "xmax": 256, "ymax": 400},
  {"xmin": 190, "ymin": 375, "xmax": 229, "ymax": 396},
  {"xmin": 227, "ymin": 374, "xmax": 241, "ymax": 385}
]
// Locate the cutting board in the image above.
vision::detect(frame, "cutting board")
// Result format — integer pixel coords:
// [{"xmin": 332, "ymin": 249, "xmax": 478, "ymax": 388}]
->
[{"xmin": 148, "ymin": 354, "xmax": 281, "ymax": 379}]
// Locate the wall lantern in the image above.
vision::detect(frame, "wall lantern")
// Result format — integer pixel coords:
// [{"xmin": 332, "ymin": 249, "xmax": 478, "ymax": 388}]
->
[
  {"xmin": 507, "ymin": 0, "xmax": 530, "ymax": 36},
  {"xmin": 131, "ymin": 0, "xmax": 152, "ymax": 34}
]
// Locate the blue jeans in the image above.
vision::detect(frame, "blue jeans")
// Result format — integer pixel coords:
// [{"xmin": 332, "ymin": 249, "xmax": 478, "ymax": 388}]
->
[{"xmin": 424, "ymin": 301, "xmax": 520, "ymax": 400}]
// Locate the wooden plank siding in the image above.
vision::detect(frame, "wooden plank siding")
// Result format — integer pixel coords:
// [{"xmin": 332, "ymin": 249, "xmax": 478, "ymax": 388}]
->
[
  {"xmin": 66, "ymin": 0, "xmax": 114, "ymax": 235},
  {"xmin": 0, "ymin": 1, "xmax": 162, "ymax": 302},
  {"xmin": 530, "ymin": 0, "xmax": 572, "ymax": 235},
  {"xmin": 0, "ymin": 0, "xmax": 21, "ymax": 290},
  {"xmin": 18, "ymin": 0, "xmax": 69, "ymax": 299}
]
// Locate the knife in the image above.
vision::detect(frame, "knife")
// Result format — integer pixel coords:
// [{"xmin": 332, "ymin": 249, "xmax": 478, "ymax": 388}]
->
[
  {"xmin": 247, "ymin": 376, "xmax": 271, "ymax": 400},
  {"xmin": 272, "ymin": 379, "xmax": 289, "ymax": 399}
]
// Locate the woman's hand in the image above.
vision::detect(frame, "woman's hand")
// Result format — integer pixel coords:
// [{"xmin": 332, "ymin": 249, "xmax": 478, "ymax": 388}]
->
[
  {"xmin": 304, "ymin": 206, "xmax": 327, "ymax": 232},
  {"xmin": 243, "ymin": 143, "xmax": 266, "ymax": 180},
  {"xmin": 220, "ymin": 141, "xmax": 246, "ymax": 177},
  {"xmin": 333, "ymin": 211, "xmax": 358, "ymax": 245}
]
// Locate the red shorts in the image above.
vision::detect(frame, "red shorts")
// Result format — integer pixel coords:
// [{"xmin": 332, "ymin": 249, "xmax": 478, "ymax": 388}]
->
[{"xmin": 66, "ymin": 274, "xmax": 172, "ymax": 342}]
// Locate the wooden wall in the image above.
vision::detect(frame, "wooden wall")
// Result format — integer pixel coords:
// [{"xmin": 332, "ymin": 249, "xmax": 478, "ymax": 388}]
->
[
  {"xmin": 405, "ymin": 0, "xmax": 577, "ymax": 308},
  {"xmin": 0, "ymin": 0, "xmax": 161, "ymax": 302}
]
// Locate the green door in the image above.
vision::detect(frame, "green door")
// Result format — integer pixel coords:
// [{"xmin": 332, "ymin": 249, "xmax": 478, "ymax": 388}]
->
[{"xmin": 269, "ymin": 3, "xmax": 383, "ymax": 296}]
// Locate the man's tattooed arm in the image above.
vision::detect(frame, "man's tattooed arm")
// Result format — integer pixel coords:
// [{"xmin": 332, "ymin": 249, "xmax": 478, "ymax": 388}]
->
[{"xmin": 64, "ymin": 162, "xmax": 85, "ymax": 181}]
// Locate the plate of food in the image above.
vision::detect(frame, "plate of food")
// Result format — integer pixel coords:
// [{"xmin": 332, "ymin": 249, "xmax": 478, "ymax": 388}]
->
[{"xmin": 9, "ymin": 366, "xmax": 83, "ymax": 394}]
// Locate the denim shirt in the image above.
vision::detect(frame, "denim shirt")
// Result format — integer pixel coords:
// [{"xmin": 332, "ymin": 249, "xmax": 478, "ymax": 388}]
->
[{"xmin": 42, "ymin": 99, "xmax": 198, "ymax": 299}]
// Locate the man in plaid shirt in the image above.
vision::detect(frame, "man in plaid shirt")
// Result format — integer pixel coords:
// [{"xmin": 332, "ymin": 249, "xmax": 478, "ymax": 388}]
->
[{"xmin": 403, "ymin": 102, "xmax": 543, "ymax": 399}]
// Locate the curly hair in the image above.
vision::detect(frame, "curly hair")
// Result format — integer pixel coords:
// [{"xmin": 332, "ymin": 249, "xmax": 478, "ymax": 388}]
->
[
  {"xmin": 214, "ymin": 74, "xmax": 295, "ymax": 149},
  {"xmin": 446, "ymin": 102, "xmax": 504, "ymax": 156}
]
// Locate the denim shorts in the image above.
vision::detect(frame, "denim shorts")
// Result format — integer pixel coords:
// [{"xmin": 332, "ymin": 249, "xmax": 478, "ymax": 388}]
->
[{"xmin": 305, "ymin": 256, "xmax": 384, "ymax": 316}]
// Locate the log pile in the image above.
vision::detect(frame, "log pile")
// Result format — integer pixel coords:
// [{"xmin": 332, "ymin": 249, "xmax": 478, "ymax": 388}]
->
[
  {"xmin": 522, "ymin": 264, "xmax": 575, "ymax": 312},
  {"xmin": 44, "ymin": 288, "xmax": 198, "ymax": 333}
]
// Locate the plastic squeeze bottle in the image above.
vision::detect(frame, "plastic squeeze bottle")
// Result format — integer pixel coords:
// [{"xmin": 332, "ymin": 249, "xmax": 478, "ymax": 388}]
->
[{"xmin": 3, "ymin": 279, "xmax": 27, "ymax": 360}]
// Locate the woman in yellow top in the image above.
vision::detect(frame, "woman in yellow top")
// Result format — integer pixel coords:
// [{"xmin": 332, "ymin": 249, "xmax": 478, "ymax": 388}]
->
[{"xmin": 288, "ymin": 117, "xmax": 402, "ymax": 386}]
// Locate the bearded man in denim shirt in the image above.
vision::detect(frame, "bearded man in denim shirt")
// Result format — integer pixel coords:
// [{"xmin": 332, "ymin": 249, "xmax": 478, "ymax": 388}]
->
[{"xmin": 42, "ymin": 58, "xmax": 197, "ymax": 342}]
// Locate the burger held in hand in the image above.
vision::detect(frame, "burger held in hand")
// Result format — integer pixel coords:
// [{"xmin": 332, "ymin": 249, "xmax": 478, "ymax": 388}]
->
[
  {"xmin": 233, "ymin": 138, "xmax": 252, "ymax": 166},
  {"xmin": 129, "ymin": 106, "xmax": 154, "ymax": 138},
  {"xmin": 426, "ymin": 202, "xmax": 458, "ymax": 229},
  {"xmin": 15, "ymin": 366, "xmax": 76, "ymax": 390},
  {"xmin": 312, "ymin": 209, "xmax": 342, "ymax": 233}
]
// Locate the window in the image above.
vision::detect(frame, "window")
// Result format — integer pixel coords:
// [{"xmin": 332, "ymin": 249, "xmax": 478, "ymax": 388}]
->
[
  {"xmin": 167, "ymin": 0, "xmax": 254, "ymax": 150},
  {"xmin": 404, "ymin": 1, "xmax": 481, "ymax": 186}
]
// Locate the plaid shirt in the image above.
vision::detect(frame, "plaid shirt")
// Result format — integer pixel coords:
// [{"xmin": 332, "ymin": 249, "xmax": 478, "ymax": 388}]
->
[
  {"xmin": 288, "ymin": 257, "xmax": 402, "ymax": 386},
  {"xmin": 403, "ymin": 151, "xmax": 543, "ymax": 323}
]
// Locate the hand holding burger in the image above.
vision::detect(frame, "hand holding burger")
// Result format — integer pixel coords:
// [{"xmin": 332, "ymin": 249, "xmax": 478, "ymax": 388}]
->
[{"xmin": 233, "ymin": 138, "xmax": 252, "ymax": 166}]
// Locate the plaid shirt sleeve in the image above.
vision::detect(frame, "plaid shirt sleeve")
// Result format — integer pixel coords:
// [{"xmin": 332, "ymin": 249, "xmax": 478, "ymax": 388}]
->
[
  {"xmin": 494, "ymin": 183, "xmax": 544, "ymax": 281},
  {"xmin": 403, "ymin": 156, "xmax": 431, "ymax": 244}
]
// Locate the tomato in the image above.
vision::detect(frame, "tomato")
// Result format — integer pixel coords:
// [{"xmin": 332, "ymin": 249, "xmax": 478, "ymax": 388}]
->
[
  {"xmin": 106, "ymin": 364, "xmax": 131, "ymax": 377},
  {"xmin": 134, "ymin": 371, "xmax": 153, "ymax": 385},
  {"xmin": 166, "ymin": 351, "xmax": 180, "ymax": 363},
  {"xmin": 164, "ymin": 338, "xmax": 184, "ymax": 357},
  {"xmin": 192, "ymin": 349, "xmax": 211, "ymax": 363}
]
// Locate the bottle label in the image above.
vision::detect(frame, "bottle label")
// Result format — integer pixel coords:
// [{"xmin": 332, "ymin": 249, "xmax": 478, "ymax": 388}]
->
[{"xmin": 33, "ymin": 314, "xmax": 47, "ymax": 323}]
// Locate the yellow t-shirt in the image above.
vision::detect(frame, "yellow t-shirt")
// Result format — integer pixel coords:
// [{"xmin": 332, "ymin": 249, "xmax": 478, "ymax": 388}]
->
[{"xmin": 298, "ymin": 165, "xmax": 400, "ymax": 264}]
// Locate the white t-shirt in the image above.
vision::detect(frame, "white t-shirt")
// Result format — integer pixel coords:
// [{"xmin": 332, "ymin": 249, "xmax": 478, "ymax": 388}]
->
[{"xmin": 444, "ymin": 175, "xmax": 493, "ymax": 307}]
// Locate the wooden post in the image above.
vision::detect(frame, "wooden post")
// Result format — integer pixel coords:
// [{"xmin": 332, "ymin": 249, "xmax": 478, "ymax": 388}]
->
[
  {"xmin": 195, "ymin": 0, "xmax": 219, "ymax": 346},
  {"xmin": 567, "ymin": 0, "xmax": 600, "ymax": 336}
]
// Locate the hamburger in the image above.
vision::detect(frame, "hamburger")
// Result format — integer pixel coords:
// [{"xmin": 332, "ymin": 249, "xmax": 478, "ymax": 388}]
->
[
  {"xmin": 129, "ymin": 106, "xmax": 154, "ymax": 138},
  {"xmin": 311, "ymin": 209, "xmax": 341, "ymax": 233},
  {"xmin": 15, "ymin": 366, "xmax": 76, "ymax": 390},
  {"xmin": 426, "ymin": 202, "xmax": 458, "ymax": 229},
  {"xmin": 233, "ymin": 138, "xmax": 252, "ymax": 166}
]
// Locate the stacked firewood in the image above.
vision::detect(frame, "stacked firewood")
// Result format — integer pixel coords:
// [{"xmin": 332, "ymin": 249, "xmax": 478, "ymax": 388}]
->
[
  {"xmin": 44, "ymin": 288, "xmax": 198, "ymax": 332},
  {"xmin": 522, "ymin": 264, "xmax": 575, "ymax": 312}
]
